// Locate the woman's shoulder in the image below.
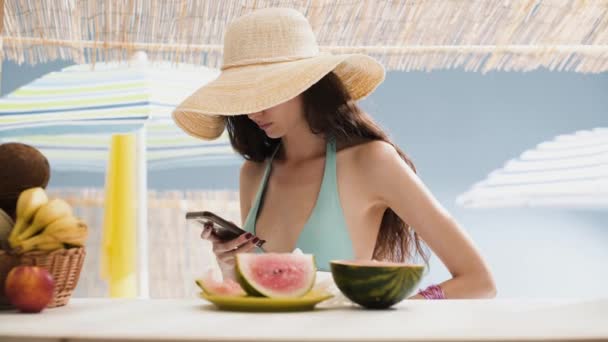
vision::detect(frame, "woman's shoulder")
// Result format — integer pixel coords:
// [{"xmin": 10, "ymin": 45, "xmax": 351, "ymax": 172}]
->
[
  {"xmin": 337, "ymin": 139, "xmax": 415, "ymax": 201},
  {"xmin": 337, "ymin": 139, "xmax": 400, "ymax": 167},
  {"xmin": 240, "ymin": 159, "xmax": 266, "ymax": 184},
  {"xmin": 336, "ymin": 139, "xmax": 407, "ymax": 187}
]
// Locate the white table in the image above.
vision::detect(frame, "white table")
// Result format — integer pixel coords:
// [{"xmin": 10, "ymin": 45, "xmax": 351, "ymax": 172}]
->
[{"xmin": 1, "ymin": 298, "xmax": 607, "ymax": 341}]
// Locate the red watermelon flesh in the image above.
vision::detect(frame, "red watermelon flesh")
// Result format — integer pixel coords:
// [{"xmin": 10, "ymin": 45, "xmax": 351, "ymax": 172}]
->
[
  {"xmin": 236, "ymin": 253, "xmax": 316, "ymax": 298},
  {"xmin": 195, "ymin": 271, "xmax": 246, "ymax": 297}
]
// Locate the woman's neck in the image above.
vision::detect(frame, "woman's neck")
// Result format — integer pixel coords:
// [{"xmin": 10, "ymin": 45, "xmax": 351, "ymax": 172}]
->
[{"xmin": 279, "ymin": 122, "xmax": 326, "ymax": 163}]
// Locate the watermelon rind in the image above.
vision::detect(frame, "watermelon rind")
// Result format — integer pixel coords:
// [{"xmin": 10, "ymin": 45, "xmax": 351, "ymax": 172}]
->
[
  {"xmin": 330, "ymin": 260, "xmax": 425, "ymax": 309},
  {"xmin": 235, "ymin": 253, "xmax": 317, "ymax": 298}
]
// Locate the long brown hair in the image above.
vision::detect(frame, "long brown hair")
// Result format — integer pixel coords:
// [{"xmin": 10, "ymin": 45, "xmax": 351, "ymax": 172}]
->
[{"xmin": 226, "ymin": 72, "xmax": 428, "ymax": 264}]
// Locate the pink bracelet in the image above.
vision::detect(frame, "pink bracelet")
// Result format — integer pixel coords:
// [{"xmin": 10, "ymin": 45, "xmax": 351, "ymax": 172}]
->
[{"xmin": 418, "ymin": 284, "xmax": 446, "ymax": 299}]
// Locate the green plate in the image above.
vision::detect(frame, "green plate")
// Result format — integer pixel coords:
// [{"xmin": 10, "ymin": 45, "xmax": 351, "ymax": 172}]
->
[{"xmin": 199, "ymin": 291, "xmax": 333, "ymax": 312}]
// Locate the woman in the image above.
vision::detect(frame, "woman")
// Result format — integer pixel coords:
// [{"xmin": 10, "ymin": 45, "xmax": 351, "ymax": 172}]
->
[{"xmin": 173, "ymin": 8, "xmax": 496, "ymax": 299}]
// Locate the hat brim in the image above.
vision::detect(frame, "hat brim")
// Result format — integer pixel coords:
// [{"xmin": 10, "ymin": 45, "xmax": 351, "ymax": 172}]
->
[{"xmin": 173, "ymin": 54, "xmax": 385, "ymax": 140}]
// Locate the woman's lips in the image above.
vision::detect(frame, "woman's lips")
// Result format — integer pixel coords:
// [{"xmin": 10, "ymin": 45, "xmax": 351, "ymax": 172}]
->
[{"xmin": 258, "ymin": 122, "xmax": 272, "ymax": 130}]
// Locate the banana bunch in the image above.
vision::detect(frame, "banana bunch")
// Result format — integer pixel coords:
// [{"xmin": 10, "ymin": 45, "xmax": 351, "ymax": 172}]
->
[
  {"xmin": 8, "ymin": 187, "xmax": 88, "ymax": 254},
  {"xmin": 0, "ymin": 209, "xmax": 14, "ymax": 250}
]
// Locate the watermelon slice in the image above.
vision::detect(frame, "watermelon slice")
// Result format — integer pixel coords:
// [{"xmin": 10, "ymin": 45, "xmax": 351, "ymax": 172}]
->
[
  {"xmin": 195, "ymin": 271, "xmax": 246, "ymax": 297},
  {"xmin": 235, "ymin": 253, "xmax": 316, "ymax": 298}
]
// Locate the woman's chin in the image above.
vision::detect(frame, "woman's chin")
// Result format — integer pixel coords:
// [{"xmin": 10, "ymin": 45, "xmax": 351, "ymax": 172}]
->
[{"xmin": 264, "ymin": 130, "xmax": 282, "ymax": 139}]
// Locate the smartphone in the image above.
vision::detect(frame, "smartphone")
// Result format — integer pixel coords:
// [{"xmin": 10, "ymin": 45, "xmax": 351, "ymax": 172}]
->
[{"xmin": 186, "ymin": 211, "xmax": 265, "ymax": 248}]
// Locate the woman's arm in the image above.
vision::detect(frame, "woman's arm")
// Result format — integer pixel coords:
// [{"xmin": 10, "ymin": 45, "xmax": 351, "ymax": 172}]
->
[
  {"xmin": 358, "ymin": 141, "xmax": 496, "ymax": 299},
  {"xmin": 199, "ymin": 160, "xmax": 265, "ymax": 281}
]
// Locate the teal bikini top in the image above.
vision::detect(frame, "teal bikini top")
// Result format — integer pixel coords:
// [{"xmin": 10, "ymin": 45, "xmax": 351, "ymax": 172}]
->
[{"xmin": 242, "ymin": 139, "xmax": 355, "ymax": 271}]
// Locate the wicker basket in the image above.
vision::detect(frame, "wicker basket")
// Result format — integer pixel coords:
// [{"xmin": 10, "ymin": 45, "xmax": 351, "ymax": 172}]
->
[
  {"xmin": 13, "ymin": 247, "xmax": 86, "ymax": 308},
  {"xmin": 0, "ymin": 249, "xmax": 17, "ymax": 309}
]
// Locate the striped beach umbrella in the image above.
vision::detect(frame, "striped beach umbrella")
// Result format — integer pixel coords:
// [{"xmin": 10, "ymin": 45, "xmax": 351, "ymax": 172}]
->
[
  {"xmin": 0, "ymin": 53, "xmax": 241, "ymax": 170},
  {"xmin": 456, "ymin": 128, "xmax": 608, "ymax": 209},
  {"xmin": 1, "ymin": 121, "xmax": 240, "ymax": 172},
  {"xmin": 0, "ymin": 53, "xmax": 219, "ymax": 137}
]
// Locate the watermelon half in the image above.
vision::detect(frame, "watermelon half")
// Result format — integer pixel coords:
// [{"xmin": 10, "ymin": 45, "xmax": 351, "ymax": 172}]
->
[
  {"xmin": 195, "ymin": 271, "xmax": 247, "ymax": 297},
  {"xmin": 330, "ymin": 260, "xmax": 425, "ymax": 309},
  {"xmin": 235, "ymin": 253, "xmax": 316, "ymax": 298}
]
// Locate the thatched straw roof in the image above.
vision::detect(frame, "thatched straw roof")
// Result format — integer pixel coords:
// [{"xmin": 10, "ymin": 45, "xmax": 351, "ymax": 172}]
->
[{"xmin": 1, "ymin": 0, "xmax": 607, "ymax": 73}]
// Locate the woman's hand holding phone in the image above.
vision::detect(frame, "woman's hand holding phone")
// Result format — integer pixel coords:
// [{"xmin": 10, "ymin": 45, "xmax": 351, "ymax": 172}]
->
[{"xmin": 200, "ymin": 221, "xmax": 260, "ymax": 280}]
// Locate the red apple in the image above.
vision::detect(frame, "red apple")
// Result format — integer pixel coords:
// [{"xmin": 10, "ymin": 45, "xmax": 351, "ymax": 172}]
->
[{"xmin": 5, "ymin": 266, "xmax": 54, "ymax": 313}]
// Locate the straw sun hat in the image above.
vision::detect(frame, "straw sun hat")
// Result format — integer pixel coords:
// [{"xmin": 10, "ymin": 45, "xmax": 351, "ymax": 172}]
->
[{"xmin": 172, "ymin": 7, "xmax": 385, "ymax": 140}]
